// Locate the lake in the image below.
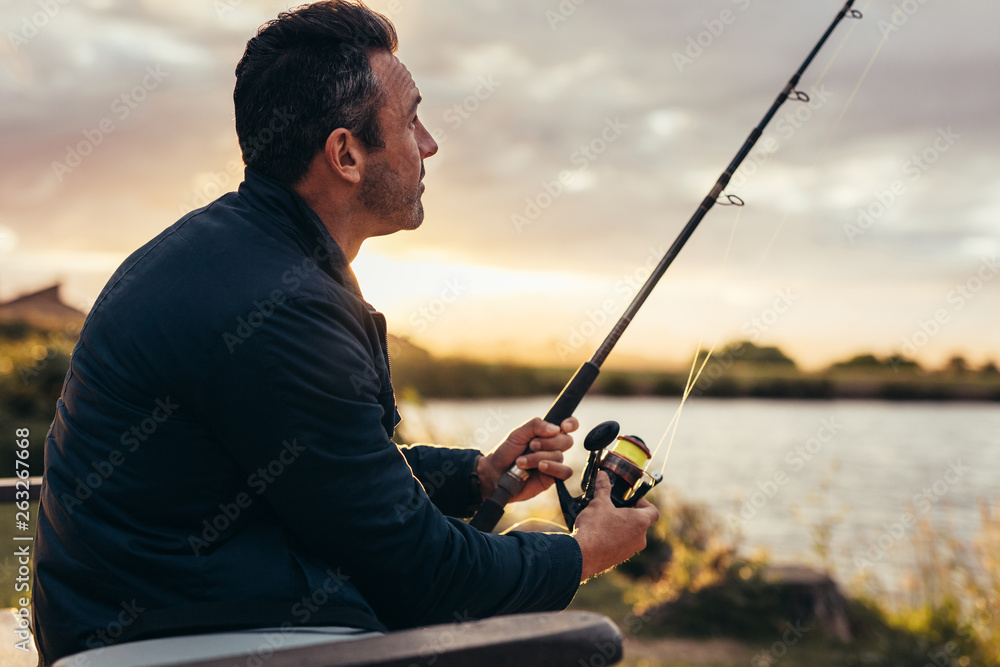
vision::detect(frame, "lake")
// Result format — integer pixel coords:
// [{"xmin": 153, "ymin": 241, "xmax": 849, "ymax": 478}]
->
[{"xmin": 398, "ymin": 397, "xmax": 1000, "ymax": 594}]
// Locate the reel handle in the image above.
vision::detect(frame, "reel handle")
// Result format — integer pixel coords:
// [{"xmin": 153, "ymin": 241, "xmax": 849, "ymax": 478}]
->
[{"xmin": 558, "ymin": 425, "xmax": 662, "ymax": 530}]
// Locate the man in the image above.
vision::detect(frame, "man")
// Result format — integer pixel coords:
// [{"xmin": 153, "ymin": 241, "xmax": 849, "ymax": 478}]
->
[{"xmin": 32, "ymin": 2, "xmax": 658, "ymax": 664}]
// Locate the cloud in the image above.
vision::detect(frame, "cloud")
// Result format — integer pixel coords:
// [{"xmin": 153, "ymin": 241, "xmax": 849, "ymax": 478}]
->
[{"xmin": 1, "ymin": 0, "xmax": 997, "ymax": 364}]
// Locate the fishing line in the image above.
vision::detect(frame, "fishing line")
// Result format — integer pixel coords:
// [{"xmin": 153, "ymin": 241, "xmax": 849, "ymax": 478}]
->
[
  {"xmin": 813, "ymin": 0, "xmax": 873, "ymax": 88},
  {"xmin": 644, "ymin": 205, "xmax": 745, "ymax": 476},
  {"xmin": 501, "ymin": 518, "xmax": 568, "ymax": 534},
  {"xmin": 639, "ymin": 5, "xmax": 882, "ymax": 481},
  {"xmin": 646, "ymin": 344, "xmax": 702, "ymax": 466},
  {"xmin": 814, "ymin": 27, "xmax": 889, "ymax": 163},
  {"xmin": 642, "ymin": 182, "xmax": 747, "ymax": 476},
  {"xmin": 661, "ymin": 343, "xmax": 717, "ymax": 464},
  {"xmin": 646, "ymin": 340, "xmax": 718, "ymax": 476},
  {"xmin": 653, "ymin": 2, "xmax": 875, "ymax": 428},
  {"xmin": 470, "ymin": 0, "xmax": 868, "ymax": 533},
  {"xmin": 755, "ymin": 24, "xmax": 887, "ymax": 269}
]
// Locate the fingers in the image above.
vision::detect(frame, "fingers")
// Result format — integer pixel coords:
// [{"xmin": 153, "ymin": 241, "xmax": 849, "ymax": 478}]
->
[
  {"xmin": 520, "ymin": 417, "xmax": 575, "ymax": 455},
  {"xmin": 633, "ymin": 499, "xmax": 660, "ymax": 526},
  {"xmin": 590, "ymin": 471, "xmax": 612, "ymax": 500},
  {"xmin": 513, "ymin": 455, "xmax": 573, "ymax": 481},
  {"xmin": 499, "ymin": 418, "xmax": 561, "ymax": 454},
  {"xmin": 529, "ymin": 417, "xmax": 561, "ymax": 437},
  {"xmin": 524, "ymin": 416, "xmax": 578, "ymax": 441},
  {"xmin": 526, "ymin": 432, "xmax": 573, "ymax": 453},
  {"xmin": 491, "ymin": 417, "xmax": 579, "ymax": 500},
  {"xmin": 538, "ymin": 461, "xmax": 573, "ymax": 480},
  {"xmin": 515, "ymin": 444, "xmax": 572, "ymax": 477}
]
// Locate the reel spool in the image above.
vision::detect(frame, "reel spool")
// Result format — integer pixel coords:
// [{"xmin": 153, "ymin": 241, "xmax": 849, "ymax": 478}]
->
[{"xmin": 557, "ymin": 421, "xmax": 662, "ymax": 530}]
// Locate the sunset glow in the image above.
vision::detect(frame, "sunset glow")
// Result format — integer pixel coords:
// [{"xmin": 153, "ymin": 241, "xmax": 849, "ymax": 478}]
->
[{"xmin": 2, "ymin": 0, "xmax": 997, "ymax": 371}]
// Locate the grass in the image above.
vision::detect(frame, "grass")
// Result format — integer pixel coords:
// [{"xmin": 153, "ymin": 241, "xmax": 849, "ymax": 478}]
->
[
  {"xmin": 566, "ymin": 493, "xmax": 1000, "ymax": 667},
  {"xmin": 0, "ymin": 501, "xmax": 38, "ymax": 609}
]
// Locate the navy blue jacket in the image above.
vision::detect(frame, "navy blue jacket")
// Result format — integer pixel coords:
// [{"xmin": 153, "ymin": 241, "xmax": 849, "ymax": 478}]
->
[{"xmin": 32, "ymin": 169, "xmax": 582, "ymax": 664}]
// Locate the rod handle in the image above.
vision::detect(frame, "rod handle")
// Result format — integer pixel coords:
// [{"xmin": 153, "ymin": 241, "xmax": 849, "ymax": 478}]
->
[{"xmin": 469, "ymin": 362, "xmax": 601, "ymax": 532}]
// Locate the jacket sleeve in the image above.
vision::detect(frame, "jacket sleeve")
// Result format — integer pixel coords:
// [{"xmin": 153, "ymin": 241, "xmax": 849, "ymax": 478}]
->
[
  {"xmin": 399, "ymin": 445, "xmax": 483, "ymax": 518},
  {"xmin": 204, "ymin": 293, "xmax": 581, "ymax": 630}
]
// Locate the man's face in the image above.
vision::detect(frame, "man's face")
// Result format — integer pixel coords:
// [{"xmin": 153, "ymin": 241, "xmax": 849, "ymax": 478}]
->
[{"xmin": 360, "ymin": 50, "xmax": 438, "ymax": 233}]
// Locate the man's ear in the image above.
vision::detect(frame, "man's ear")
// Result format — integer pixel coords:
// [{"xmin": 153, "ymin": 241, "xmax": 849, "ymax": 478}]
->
[{"xmin": 323, "ymin": 128, "xmax": 364, "ymax": 185}]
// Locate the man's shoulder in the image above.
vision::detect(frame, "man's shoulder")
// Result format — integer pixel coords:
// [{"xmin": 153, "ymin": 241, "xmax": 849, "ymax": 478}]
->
[
  {"xmin": 83, "ymin": 189, "xmax": 368, "ymax": 365},
  {"xmin": 114, "ymin": 192, "xmax": 350, "ymax": 304}
]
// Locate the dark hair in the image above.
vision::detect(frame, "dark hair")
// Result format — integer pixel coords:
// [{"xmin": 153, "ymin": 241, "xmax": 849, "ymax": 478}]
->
[{"xmin": 234, "ymin": 1, "xmax": 398, "ymax": 185}]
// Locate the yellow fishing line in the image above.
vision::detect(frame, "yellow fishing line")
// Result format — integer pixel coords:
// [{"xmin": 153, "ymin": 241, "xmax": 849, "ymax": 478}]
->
[
  {"xmin": 647, "ymin": 342, "xmax": 703, "ymax": 465},
  {"xmin": 648, "ymin": 340, "xmax": 718, "ymax": 474},
  {"xmin": 639, "ymin": 2, "xmax": 880, "ymax": 479},
  {"xmin": 501, "ymin": 518, "xmax": 567, "ymax": 534},
  {"xmin": 815, "ymin": 24, "xmax": 889, "ymax": 162}
]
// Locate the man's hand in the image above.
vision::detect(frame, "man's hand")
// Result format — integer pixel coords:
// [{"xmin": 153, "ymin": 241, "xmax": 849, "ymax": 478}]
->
[
  {"xmin": 477, "ymin": 416, "xmax": 579, "ymax": 504},
  {"xmin": 572, "ymin": 472, "xmax": 660, "ymax": 581}
]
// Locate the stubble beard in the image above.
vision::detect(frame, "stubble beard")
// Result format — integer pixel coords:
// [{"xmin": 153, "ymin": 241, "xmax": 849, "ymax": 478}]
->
[{"xmin": 360, "ymin": 159, "xmax": 424, "ymax": 231}]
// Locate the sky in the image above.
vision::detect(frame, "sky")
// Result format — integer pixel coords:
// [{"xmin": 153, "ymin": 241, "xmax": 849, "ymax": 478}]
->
[{"xmin": 1, "ymin": 0, "xmax": 998, "ymax": 371}]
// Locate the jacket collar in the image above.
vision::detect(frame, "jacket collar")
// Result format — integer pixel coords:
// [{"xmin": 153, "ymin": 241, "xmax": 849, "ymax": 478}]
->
[{"xmin": 237, "ymin": 167, "xmax": 366, "ymax": 300}]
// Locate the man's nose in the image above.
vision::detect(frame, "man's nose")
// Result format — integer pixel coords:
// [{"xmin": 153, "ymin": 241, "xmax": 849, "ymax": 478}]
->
[{"xmin": 416, "ymin": 119, "xmax": 438, "ymax": 159}]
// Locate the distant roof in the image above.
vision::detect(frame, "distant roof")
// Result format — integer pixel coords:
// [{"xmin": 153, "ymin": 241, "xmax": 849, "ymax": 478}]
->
[{"xmin": 0, "ymin": 284, "xmax": 86, "ymax": 330}]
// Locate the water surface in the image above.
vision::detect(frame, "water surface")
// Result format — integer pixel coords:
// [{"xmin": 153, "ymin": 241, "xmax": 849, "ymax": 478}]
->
[{"xmin": 399, "ymin": 397, "xmax": 1000, "ymax": 591}]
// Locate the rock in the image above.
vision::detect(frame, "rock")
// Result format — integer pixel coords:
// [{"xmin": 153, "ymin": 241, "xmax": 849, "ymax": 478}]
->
[
  {"xmin": 639, "ymin": 563, "xmax": 852, "ymax": 642},
  {"xmin": 761, "ymin": 564, "xmax": 852, "ymax": 642}
]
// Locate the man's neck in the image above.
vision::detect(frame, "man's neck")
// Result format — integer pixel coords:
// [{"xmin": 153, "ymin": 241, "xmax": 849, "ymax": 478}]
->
[{"xmin": 293, "ymin": 180, "xmax": 368, "ymax": 263}]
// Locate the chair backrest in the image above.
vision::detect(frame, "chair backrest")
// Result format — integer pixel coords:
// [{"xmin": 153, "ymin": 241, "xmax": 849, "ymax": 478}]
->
[{"xmin": 52, "ymin": 611, "xmax": 622, "ymax": 667}]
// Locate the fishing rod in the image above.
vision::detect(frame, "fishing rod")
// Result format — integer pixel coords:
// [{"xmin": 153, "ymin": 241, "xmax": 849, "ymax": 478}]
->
[{"xmin": 470, "ymin": 0, "xmax": 863, "ymax": 532}]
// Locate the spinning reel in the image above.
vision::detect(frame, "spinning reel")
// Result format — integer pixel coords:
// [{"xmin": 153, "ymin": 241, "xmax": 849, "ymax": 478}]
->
[{"xmin": 556, "ymin": 420, "xmax": 662, "ymax": 530}]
